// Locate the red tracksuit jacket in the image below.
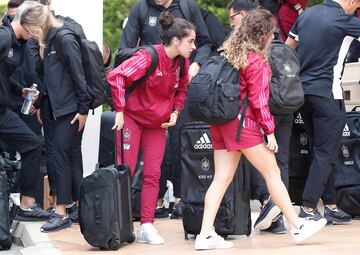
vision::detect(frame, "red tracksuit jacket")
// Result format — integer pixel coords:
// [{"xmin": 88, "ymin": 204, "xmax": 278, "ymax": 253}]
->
[
  {"xmin": 107, "ymin": 44, "xmax": 190, "ymax": 128},
  {"xmin": 240, "ymin": 52, "xmax": 275, "ymax": 135}
]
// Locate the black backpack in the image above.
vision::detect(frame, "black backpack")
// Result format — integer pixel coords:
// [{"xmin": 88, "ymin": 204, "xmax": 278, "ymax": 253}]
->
[
  {"xmin": 268, "ymin": 39, "xmax": 304, "ymax": 115},
  {"xmin": 139, "ymin": 0, "xmax": 193, "ymax": 25},
  {"xmin": 113, "ymin": 45, "xmax": 185, "ymax": 100},
  {"xmin": 258, "ymin": 0, "xmax": 283, "ymax": 14},
  {"xmin": 53, "ymin": 28, "xmax": 112, "ymax": 110},
  {"xmin": 188, "ymin": 55, "xmax": 248, "ymax": 141}
]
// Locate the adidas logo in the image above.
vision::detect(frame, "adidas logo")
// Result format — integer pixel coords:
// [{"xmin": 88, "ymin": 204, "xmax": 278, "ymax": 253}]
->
[
  {"xmin": 342, "ymin": 124, "xmax": 350, "ymax": 137},
  {"xmin": 294, "ymin": 112, "xmax": 304, "ymax": 124},
  {"xmin": 194, "ymin": 133, "xmax": 212, "ymax": 150}
]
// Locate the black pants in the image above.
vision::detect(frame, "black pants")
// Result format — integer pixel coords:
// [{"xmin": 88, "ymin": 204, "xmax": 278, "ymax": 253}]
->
[
  {"xmin": 41, "ymin": 96, "xmax": 56, "ymax": 196},
  {"xmin": 250, "ymin": 113, "xmax": 294, "ymax": 204},
  {"xmin": 299, "ymin": 95, "xmax": 345, "ymax": 208},
  {"xmin": 51, "ymin": 110, "xmax": 84, "ymax": 205},
  {"xmin": 0, "ymin": 108, "xmax": 42, "ymax": 197}
]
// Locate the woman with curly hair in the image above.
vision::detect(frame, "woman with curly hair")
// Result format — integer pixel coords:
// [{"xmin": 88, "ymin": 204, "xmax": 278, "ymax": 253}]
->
[{"xmin": 195, "ymin": 8, "xmax": 327, "ymax": 250}]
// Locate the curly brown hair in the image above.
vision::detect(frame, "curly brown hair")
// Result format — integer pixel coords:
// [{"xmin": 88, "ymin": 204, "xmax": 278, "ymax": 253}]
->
[{"xmin": 221, "ymin": 8, "xmax": 276, "ymax": 70}]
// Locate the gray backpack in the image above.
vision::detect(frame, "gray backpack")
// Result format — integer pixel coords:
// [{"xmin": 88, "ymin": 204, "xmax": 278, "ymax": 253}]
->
[{"xmin": 268, "ymin": 39, "xmax": 304, "ymax": 115}]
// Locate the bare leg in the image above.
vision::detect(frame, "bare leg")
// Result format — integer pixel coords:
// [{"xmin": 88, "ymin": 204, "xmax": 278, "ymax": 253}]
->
[
  {"xmin": 200, "ymin": 150, "xmax": 241, "ymax": 236},
  {"xmin": 242, "ymin": 144, "xmax": 300, "ymax": 229}
]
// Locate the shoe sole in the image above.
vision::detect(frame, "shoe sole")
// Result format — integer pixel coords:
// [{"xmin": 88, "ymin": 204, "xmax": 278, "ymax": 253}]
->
[
  {"xmin": 254, "ymin": 206, "xmax": 281, "ymax": 230},
  {"xmin": 136, "ymin": 239, "xmax": 165, "ymax": 245},
  {"xmin": 327, "ymin": 219, "xmax": 353, "ymax": 225},
  {"xmin": 195, "ymin": 243, "xmax": 234, "ymax": 250},
  {"xmin": 40, "ymin": 221, "xmax": 72, "ymax": 233}
]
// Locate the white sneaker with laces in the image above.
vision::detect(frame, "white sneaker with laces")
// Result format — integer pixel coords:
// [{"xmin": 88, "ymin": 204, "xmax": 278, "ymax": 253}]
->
[
  {"xmin": 290, "ymin": 218, "xmax": 327, "ymax": 243},
  {"xmin": 137, "ymin": 223, "xmax": 165, "ymax": 245},
  {"xmin": 195, "ymin": 228, "xmax": 234, "ymax": 250}
]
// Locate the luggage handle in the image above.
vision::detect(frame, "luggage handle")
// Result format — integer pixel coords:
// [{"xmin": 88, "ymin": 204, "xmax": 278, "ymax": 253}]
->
[
  {"xmin": 351, "ymin": 106, "xmax": 360, "ymax": 112},
  {"xmin": 114, "ymin": 129, "xmax": 125, "ymax": 166}
]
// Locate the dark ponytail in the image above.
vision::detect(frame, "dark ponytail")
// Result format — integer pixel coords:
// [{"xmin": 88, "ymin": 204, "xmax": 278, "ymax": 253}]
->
[{"xmin": 159, "ymin": 11, "xmax": 195, "ymax": 46}]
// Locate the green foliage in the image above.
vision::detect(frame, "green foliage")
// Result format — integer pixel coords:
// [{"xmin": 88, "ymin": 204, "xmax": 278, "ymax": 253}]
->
[{"xmin": 0, "ymin": 4, "xmax": 5, "ymax": 17}]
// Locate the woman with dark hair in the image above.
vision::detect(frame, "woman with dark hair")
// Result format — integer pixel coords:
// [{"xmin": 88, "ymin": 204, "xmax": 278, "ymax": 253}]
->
[
  {"xmin": 195, "ymin": 8, "xmax": 327, "ymax": 250},
  {"xmin": 107, "ymin": 11, "xmax": 196, "ymax": 245}
]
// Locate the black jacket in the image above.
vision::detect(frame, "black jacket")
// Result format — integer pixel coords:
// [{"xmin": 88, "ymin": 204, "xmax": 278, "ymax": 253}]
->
[
  {"xmin": 120, "ymin": 0, "xmax": 211, "ymax": 65},
  {"xmin": 43, "ymin": 28, "xmax": 92, "ymax": 118},
  {"xmin": 0, "ymin": 25, "xmax": 26, "ymax": 112}
]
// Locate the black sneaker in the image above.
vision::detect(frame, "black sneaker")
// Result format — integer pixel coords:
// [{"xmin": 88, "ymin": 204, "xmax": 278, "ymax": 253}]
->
[
  {"xmin": 261, "ymin": 214, "xmax": 287, "ymax": 234},
  {"xmin": 69, "ymin": 208, "xmax": 79, "ymax": 224},
  {"xmin": 254, "ymin": 198, "xmax": 281, "ymax": 230},
  {"xmin": 170, "ymin": 203, "xmax": 183, "ymax": 219},
  {"xmin": 324, "ymin": 205, "xmax": 352, "ymax": 225},
  {"xmin": 298, "ymin": 206, "xmax": 323, "ymax": 221},
  {"xmin": 154, "ymin": 205, "xmax": 169, "ymax": 218},
  {"xmin": 14, "ymin": 204, "xmax": 52, "ymax": 222},
  {"xmin": 40, "ymin": 213, "xmax": 72, "ymax": 233},
  {"xmin": 47, "ymin": 204, "xmax": 55, "ymax": 213}
]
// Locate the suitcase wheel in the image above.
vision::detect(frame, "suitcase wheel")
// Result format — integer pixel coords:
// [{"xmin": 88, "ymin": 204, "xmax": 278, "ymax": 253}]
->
[
  {"xmin": 127, "ymin": 233, "xmax": 136, "ymax": 243},
  {"xmin": 108, "ymin": 239, "xmax": 121, "ymax": 250}
]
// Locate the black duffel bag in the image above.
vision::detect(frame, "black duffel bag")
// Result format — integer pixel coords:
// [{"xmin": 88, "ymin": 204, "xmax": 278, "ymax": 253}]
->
[{"xmin": 333, "ymin": 106, "xmax": 360, "ymax": 216}]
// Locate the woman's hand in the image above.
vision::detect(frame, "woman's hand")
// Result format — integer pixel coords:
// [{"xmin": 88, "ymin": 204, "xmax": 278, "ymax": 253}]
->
[
  {"xmin": 22, "ymin": 87, "xmax": 39, "ymax": 102},
  {"xmin": 112, "ymin": 111, "xmax": 124, "ymax": 131},
  {"xmin": 266, "ymin": 133, "xmax": 278, "ymax": 153},
  {"xmin": 161, "ymin": 112, "xmax": 179, "ymax": 129},
  {"xmin": 71, "ymin": 113, "xmax": 88, "ymax": 132}
]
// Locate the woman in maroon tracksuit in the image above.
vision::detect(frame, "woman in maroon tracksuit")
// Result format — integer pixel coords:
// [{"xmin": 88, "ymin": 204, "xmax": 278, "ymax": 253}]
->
[
  {"xmin": 107, "ymin": 12, "xmax": 195, "ymax": 245},
  {"xmin": 195, "ymin": 9, "xmax": 327, "ymax": 251}
]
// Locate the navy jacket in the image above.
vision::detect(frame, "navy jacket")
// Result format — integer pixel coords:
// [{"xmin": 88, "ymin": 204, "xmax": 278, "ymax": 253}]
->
[
  {"xmin": 120, "ymin": 0, "xmax": 211, "ymax": 65},
  {"xmin": 43, "ymin": 28, "xmax": 92, "ymax": 118}
]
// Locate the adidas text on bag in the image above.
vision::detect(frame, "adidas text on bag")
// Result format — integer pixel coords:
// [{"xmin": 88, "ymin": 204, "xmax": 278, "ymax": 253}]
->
[
  {"xmin": 53, "ymin": 28, "xmax": 112, "ymax": 110},
  {"xmin": 188, "ymin": 55, "xmax": 248, "ymax": 141},
  {"xmin": 193, "ymin": 133, "xmax": 213, "ymax": 150}
]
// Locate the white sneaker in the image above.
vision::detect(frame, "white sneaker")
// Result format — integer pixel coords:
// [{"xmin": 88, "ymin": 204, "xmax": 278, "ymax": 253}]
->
[
  {"xmin": 290, "ymin": 218, "xmax": 327, "ymax": 243},
  {"xmin": 137, "ymin": 223, "xmax": 165, "ymax": 245},
  {"xmin": 195, "ymin": 228, "xmax": 234, "ymax": 250}
]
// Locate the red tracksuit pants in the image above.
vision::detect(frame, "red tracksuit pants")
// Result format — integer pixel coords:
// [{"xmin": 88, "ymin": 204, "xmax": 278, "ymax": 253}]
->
[{"xmin": 116, "ymin": 113, "xmax": 166, "ymax": 224}]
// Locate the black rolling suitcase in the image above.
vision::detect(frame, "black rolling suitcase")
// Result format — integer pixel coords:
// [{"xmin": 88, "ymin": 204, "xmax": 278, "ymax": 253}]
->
[
  {"xmin": 98, "ymin": 111, "xmax": 143, "ymax": 220},
  {"xmin": 288, "ymin": 111, "xmax": 311, "ymax": 205},
  {"xmin": 79, "ymin": 127, "xmax": 135, "ymax": 250},
  {"xmin": 180, "ymin": 122, "xmax": 251, "ymax": 239},
  {"xmin": 333, "ymin": 106, "xmax": 360, "ymax": 217},
  {"xmin": 0, "ymin": 171, "xmax": 11, "ymax": 250}
]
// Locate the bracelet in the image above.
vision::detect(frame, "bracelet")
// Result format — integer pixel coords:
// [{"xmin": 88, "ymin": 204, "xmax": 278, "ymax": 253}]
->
[
  {"xmin": 294, "ymin": 3, "xmax": 302, "ymax": 10},
  {"xmin": 173, "ymin": 109, "xmax": 180, "ymax": 115}
]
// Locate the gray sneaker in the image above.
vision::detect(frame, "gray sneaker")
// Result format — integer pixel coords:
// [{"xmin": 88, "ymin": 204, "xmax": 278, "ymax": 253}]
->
[
  {"xmin": 40, "ymin": 213, "xmax": 72, "ymax": 233},
  {"xmin": 14, "ymin": 204, "xmax": 52, "ymax": 222},
  {"xmin": 298, "ymin": 206, "xmax": 323, "ymax": 221},
  {"xmin": 324, "ymin": 205, "xmax": 352, "ymax": 225}
]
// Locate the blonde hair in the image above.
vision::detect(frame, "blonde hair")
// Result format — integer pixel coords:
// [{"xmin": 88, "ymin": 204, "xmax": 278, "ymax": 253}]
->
[
  {"xmin": 221, "ymin": 8, "xmax": 275, "ymax": 70},
  {"xmin": 20, "ymin": 1, "xmax": 63, "ymax": 58}
]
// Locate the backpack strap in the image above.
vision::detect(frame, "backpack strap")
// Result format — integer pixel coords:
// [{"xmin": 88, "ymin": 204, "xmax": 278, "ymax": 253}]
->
[
  {"xmin": 52, "ymin": 28, "xmax": 80, "ymax": 65},
  {"xmin": 125, "ymin": 45, "xmax": 159, "ymax": 100},
  {"xmin": 236, "ymin": 96, "xmax": 248, "ymax": 141},
  {"xmin": 0, "ymin": 26, "xmax": 12, "ymax": 61},
  {"xmin": 139, "ymin": 0, "xmax": 149, "ymax": 30},
  {"xmin": 179, "ymin": 0, "xmax": 192, "ymax": 22}
]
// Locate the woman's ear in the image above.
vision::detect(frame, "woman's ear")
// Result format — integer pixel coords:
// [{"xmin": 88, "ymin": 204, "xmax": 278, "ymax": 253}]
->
[{"xmin": 171, "ymin": 37, "xmax": 180, "ymax": 46}]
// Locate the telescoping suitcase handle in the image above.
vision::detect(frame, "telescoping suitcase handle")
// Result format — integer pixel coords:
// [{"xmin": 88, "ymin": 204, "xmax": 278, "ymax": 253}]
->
[
  {"xmin": 114, "ymin": 129, "xmax": 126, "ymax": 168},
  {"xmin": 351, "ymin": 106, "xmax": 360, "ymax": 112}
]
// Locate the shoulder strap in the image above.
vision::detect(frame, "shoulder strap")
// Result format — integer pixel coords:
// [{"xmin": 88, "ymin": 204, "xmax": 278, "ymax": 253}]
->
[
  {"xmin": 179, "ymin": 0, "xmax": 192, "ymax": 22},
  {"xmin": 179, "ymin": 56, "xmax": 185, "ymax": 76},
  {"xmin": 53, "ymin": 28, "xmax": 80, "ymax": 65},
  {"xmin": 0, "ymin": 26, "xmax": 12, "ymax": 61},
  {"xmin": 125, "ymin": 45, "xmax": 159, "ymax": 100},
  {"xmin": 139, "ymin": 0, "xmax": 149, "ymax": 28}
]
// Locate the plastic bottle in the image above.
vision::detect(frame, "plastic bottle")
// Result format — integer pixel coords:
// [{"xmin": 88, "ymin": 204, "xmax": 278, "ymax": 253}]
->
[{"xmin": 21, "ymin": 84, "xmax": 38, "ymax": 115}]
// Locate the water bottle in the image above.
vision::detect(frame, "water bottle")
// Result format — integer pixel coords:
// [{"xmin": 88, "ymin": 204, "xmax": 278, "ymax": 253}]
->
[{"xmin": 21, "ymin": 84, "xmax": 38, "ymax": 115}]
